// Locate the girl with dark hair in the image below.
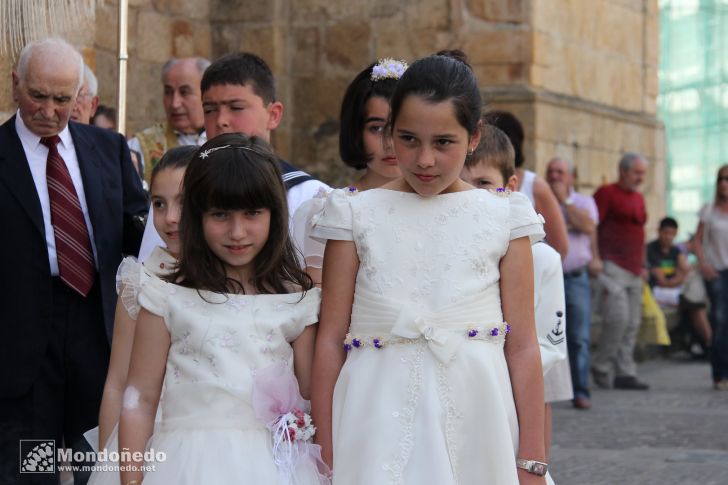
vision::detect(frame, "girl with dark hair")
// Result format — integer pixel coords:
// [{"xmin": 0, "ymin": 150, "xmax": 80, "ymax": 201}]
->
[
  {"xmin": 311, "ymin": 54, "xmax": 550, "ymax": 484},
  {"xmin": 339, "ymin": 58, "xmax": 407, "ymax": 190},
  {"xmin": 292, "ymin": 58, "xmax": 407, "ymax": 283},
  {"xmin": 87, "ymin": 145, "xmax": 197, "ymax": 485},
  {"xmin": 118, "ymin": 134, "xmax": 329, "ymax": 485}
]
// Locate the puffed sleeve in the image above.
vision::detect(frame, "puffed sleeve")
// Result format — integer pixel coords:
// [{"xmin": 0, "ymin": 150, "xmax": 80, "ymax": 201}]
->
[
  {"xmin": 282, "ymin": 288, "xmax": 322, "ymax": 342},
  {"xmin": 137, "ymin": 273, "xmax": 170, "ymax": 318},
  {"xmin": 296, "ymin": 287, "xmax": 321, "ymax": 328},
  {"xmin": 116, "ymin": 256, "xmax": 145, "ymax": 319},
  {"xmin": 310, "ymin": 188, "xmax": 356, "ymax": 243},
  {"xmin": 509, "ymin": 191, "xmax": 545, "ymax": 244},
  {"xmin": 291, "ymin": 189, "xmax": 330, "ymax": 269}
]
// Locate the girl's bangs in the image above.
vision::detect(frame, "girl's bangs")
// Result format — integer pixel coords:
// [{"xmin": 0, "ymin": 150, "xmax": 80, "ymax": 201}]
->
[{"xmin": 201, "ymin": 155, "xmax": 278, "ymax": 211}]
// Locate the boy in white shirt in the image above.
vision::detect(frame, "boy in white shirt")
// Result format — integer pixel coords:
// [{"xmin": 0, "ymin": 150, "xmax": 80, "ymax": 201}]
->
[{"xmin": 462, "ymin": 124, "xmax": 572, "ymax": 458}]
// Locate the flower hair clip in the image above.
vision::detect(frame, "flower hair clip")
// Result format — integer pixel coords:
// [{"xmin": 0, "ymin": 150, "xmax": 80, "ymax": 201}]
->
[{"xmin": 371, "ymin": 58, "xmax": 408, "ymax": 82}]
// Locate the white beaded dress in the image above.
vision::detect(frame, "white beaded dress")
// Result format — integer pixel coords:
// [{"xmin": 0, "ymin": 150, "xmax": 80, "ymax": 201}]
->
[
  {"xmin": 311, "ymin": 188, "xmax": 552, "ymax": 485},
  {"xmin": 127, "ymin": 277, "xmax": 327, "ymax": 485}
]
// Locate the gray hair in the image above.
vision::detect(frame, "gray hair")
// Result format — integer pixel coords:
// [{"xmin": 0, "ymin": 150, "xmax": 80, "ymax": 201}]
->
[
  {"xmin": 16, "ymin": 37, "xmax": 84, "ymax": 90},
  {"xmin": 161, "ymin": 57, "xmax": 211, "ymax": 81},
  {"xmin": 619, "ymin": 152, "xmax": 648, "ymax": 172},
  {"xmin": 549, "ymin": 156, "xmax": 575, "ymax": 175},
  {"xmin": 83, "ymin": 64, "xmax": 98, "ymax": 96}
]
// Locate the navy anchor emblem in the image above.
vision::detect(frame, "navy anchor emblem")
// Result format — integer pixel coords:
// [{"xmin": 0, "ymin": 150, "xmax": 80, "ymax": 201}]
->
[{"xmin": 547, "ymin": 310, "xmax": 566, "ymax": 345}]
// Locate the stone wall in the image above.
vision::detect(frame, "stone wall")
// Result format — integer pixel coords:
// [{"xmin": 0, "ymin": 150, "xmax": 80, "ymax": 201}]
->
[
  {"xmin": 94, "ymin": 0, "xmax": 212, "ymax": 135},
  {"xmin": 0, "ymin": 16, "xmax": 94, "ymax": 121},
  {"xmin": 0, "ymin": 0, "xmax": 212, "ymax": 135},
  {"xmin": 208, "ymin": 0, "xmax": 465, "ymax": 184},
  {"xmin": 481, "ymin": 0, "xmax": 665, "ymax": 227},
  {"xmin": 0, "ymin": 54, "xmax": 16, "ymax": 122},
  {"xmin": 0, "ymin": 0, "xmax": 664, "ymax": 221},
  {"xmin": 487, "ymin": 87, "xmax": 665, "ymax": 225}
]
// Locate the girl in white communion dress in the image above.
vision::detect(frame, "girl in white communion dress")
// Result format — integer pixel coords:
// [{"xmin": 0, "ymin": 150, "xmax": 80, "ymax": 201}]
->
[
  {"xmin": 118, "ymin": 134, "xmax": 329, "ymax": 485},
  {"xmin": 311, "ymin": 52, "xmax": 551, "ymax": 485},
  {"xmin": 87, "ymin": 145, "xmax": 196, "ymax": 485}
]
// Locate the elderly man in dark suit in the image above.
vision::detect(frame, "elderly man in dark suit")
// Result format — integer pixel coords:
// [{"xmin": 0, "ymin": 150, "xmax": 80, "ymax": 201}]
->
[{"xmin": 0, "ymin": 38, "xmax": 147, "ymax": 484}]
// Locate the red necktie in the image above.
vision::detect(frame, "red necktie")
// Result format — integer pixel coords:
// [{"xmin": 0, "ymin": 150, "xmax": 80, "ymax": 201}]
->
[{"xmin": 41, "ymin": 136, "xmax": 95, "ymax": 296}]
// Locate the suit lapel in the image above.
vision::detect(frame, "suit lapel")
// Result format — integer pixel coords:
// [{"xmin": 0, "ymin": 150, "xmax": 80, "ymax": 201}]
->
[
  {"xmin": 69, "ymin": 123, "xmax": 105, "ymax": 239},
  {"xmin": 0, "ymin": 117, "xmax": 46, "ymax": 238}
]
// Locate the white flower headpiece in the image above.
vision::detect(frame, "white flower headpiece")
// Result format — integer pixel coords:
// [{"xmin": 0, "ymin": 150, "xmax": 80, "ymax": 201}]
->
[{"xmin": 371, "ymin": 58, "xmax": 408, "ymax": 82}]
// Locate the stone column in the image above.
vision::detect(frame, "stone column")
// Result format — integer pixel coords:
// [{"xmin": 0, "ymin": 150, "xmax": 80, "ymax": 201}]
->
[{"xmin": 469, "ymin": 0, "xmax": 664, "ymax": 223}]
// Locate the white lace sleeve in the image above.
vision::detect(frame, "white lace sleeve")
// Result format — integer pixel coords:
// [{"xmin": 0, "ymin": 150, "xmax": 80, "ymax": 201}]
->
[
  {"xmin": 291, "ymin": 189, "xmax": 330, "ymax": 269},
  {"xmin": 297, "ymin": 287, "xmax": 322, "ymax": 329},
  {"xmin": 116, "ymin": 256, "xmax": 145, "ymax": 320},
  {"xmin": 281, "ymin": 288, "xmax": 322, "ymax": 342},
  {"xmin": 310, "ymin": 188, "xmax": 357, "ymax": 243},
  {"xmin": 509, "ymin": 191, "xmax": 546, "ymax": 244},
  {"xmin": 138, "ymin": 274, "xmax": 170, "ymax": 318}
]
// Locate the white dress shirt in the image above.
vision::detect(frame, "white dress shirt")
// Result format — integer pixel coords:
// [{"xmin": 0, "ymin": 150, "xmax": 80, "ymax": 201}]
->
[{"xmin": 15, "ymin": 113, "xmax": 99, "ymax": 275}]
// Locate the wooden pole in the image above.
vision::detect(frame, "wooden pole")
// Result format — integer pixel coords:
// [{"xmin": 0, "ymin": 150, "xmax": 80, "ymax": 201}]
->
[{"xmin": 116, "ymin": 0, "xmax": 129, "ymax": 135}]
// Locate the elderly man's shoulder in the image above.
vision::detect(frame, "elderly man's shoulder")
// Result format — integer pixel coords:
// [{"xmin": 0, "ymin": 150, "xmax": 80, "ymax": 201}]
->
[
  {"xmin": 593, "ymin": 182, "xmax": 618, "ymax": 199},
  {"xmin": 0, "ymin": 112, "xmax": 14, "ymax": 127},
  {"xmin": 0, "ymin": 117, "xmax": 18, "ymax": 153},
  {"xmin": 0, "ymin": 116, "xmax": 13, "ymax": 137},
  {"xmin": 572, "ymin": 190, "xmax": 596, "ymax": 204},
  {"xmin": 69, "ymin": 120, "xmax": 127, "ymax": 144}
]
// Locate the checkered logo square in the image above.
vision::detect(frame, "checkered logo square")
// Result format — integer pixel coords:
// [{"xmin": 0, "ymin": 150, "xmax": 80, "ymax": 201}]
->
[{"xmin": 19, "ymin": 440, "xmax": 55, "ymax": 473}]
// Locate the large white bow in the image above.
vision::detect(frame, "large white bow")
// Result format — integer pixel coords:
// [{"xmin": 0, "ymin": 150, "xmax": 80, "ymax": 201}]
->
[{"xmin": 390, "ymin": 306, "xmax": 463, "ymax": 363}]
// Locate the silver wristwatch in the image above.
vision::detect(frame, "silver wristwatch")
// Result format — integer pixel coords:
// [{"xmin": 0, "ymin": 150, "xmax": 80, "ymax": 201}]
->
[{"xmin": 516, "ymin": 458, "xmax": 548, "ymax": 476}]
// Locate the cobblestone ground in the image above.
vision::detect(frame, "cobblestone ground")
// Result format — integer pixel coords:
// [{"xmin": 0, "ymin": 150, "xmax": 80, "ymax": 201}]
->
[{"xmin": 549, "ymin": 356, "xmax": 728, "ymax": 485}]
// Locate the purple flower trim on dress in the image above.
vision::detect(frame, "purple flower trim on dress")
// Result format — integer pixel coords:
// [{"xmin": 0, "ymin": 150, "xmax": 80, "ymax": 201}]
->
[
  {"xmin": 344, "ymin": 323, "xmax": 510, "ymax": 351},
  {"xmin": 488, "ymin": 188, "xmax": 512, "ymax": 198}
]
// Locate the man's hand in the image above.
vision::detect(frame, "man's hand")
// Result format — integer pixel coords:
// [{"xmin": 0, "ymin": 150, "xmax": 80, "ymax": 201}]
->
[
  {"xmin": 588, "ymin": 257, "xmax": 603, "ymax": 276},
  {"xmin": 700, "ymin": 262, "xmax": 720, "ymax": 281},
  {"xmin": 549, "ymin": 180, "xmax": 568, "ymax": 203},
  {"xmin": 641, "ymin": 267, "xmax": 650, "ymax": 281}
]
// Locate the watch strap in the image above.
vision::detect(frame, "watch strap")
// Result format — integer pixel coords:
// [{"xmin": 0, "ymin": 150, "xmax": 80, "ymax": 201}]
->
[{"xmin": 516, "ymin": 458, "xmax": 548, "ymax": 476}]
